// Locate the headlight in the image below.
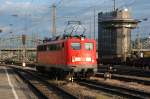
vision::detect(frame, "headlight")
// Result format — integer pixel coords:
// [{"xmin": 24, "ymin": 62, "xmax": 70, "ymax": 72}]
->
[
  {"xmin": 72, "ymin": 59, "xmax": 75, "ymax": 62},
  {"xmin": 74, "ymin": 57, "xmax": 81, "ymax": 61},
  {"xmin": 92, "ymin": 59, "xmax": 94, "ymax": 62},
  {"xmin": 86, "ymin": 57, "xmax": 92, "ymax": 62},
  {"xmin": 81, "ymin": 37, "xmax": 84, "ymax": 41},
  {"xmin": 72, "ymin": 57, "xmax": 81, "ymax": 62}
]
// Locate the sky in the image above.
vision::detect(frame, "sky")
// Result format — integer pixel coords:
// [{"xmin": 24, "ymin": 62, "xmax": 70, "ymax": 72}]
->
[{"xmin": 0, "ymin": 0, "xmax": 150, "ymax": 40}]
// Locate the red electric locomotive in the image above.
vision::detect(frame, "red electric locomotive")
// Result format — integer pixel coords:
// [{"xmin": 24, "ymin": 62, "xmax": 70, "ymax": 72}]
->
[
  {"xmin": 36, "ymin": 21, "xmax": 97, "ymax": 79},
  {"xmin": 36, "ymin": 34, "xmax": 97, "ymax": 79}
]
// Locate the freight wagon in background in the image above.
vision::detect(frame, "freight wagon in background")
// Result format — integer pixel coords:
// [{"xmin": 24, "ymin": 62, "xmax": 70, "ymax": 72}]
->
[{"xmin": 126, "ymin": 50, "xmax": 150, "ymax": 67}]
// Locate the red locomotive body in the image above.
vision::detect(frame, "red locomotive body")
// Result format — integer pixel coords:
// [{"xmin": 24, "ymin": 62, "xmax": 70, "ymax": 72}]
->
[{"xmin": 36, "ymin": 36, "xmax": 97, "ymax": 78}]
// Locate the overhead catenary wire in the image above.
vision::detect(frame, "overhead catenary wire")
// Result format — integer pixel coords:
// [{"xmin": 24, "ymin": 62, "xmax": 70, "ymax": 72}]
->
[
  {"xmin": 0, "ymin": 0, "xmax": 149, "ymax": 40},
  {"xmin": 118, "ymin": 0, "xmax": 136, "ymax": 9},
  {"xmin": 56, "ymin": 0, "xmax": 64, "ymax": 6}
]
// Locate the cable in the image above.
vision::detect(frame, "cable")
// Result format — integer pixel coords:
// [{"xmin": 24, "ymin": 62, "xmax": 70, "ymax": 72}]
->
[
  {"xmin": 51, "ymin": 0, "xmax": 66, "ymax": 9},
  {"xmin": 57, "ymin": 0, "xmax": 63, "ymax": 6},
  {"xmin": 118, "ymin": 0, "xmax": 136, "ymax": 9}
]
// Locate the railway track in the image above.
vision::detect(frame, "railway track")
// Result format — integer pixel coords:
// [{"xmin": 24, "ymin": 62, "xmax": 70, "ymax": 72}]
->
[
  {"xmin": 96, "ymin": 73, "xmax": 150, "ymax": 85},
  {"xmin": 9, "ymin": 65, "xmax": 150, "ymax": 99},
  {"xmin": 10, "ymin": 66, "xmax": 117, "ymax": 99},
  {"xmin": 98, "ymin": 65, "xmax": 150, "ymax": 77},
  {"xmin": 11, "ymin": 66, "xmax": 78, "ymax": 99},
  {"xmin": 77, "ymin": 79, "xmax": 150, "ymax": 99}
]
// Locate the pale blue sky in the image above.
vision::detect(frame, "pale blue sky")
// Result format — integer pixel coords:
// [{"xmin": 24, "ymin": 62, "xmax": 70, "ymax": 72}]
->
[{"xmin": 0, "ymin": 0, "xmax": 149, "ymax": 39}]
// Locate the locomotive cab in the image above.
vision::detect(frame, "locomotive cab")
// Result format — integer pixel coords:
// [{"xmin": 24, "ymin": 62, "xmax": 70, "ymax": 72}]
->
[{"xmin": 66, "ymin": 37, "xmax": 97, "ymax": 74}]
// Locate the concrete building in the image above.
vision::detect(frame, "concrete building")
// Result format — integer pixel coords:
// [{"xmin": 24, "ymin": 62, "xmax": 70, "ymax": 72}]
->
[{"xmin": 98, "ymin": 8, "xmax": 138, "ymax": 64}]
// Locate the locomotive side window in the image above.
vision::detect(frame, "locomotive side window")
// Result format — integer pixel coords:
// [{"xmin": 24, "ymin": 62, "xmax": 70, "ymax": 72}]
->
[
  {"xmin": 62, "ymin": 43, "xmax": 64, "ymax": 48},
  {"xmin": 47, "ymin": 45, "xmax": 51, "ymax": 50},
  {"xmin": 37, "ymin": 46, "xmax": 40, "ymax": 51},
  {"xmin": 85, "ymin": 43, "xmax": 93, "ymax": 50},
  {"xmin": 43, "ymin": 45, "xmax": 47, "ymax": 51},
  {"xmin": 71, "ymin": 43, "xmax": 81, "ymax": 50},
  {"xmin": 48, "ymin": 44, "xmax": 55, "ymax": 51},
  {"xmin": 37, "ymin": 45, "xmax": 47, "ymax": 51},
  {"xmin": 47, "ymin": 43, "xmax": 63, "ymax": 51}
]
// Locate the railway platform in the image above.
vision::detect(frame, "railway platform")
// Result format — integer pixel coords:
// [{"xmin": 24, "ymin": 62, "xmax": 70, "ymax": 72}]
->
[{"xmin": 0, "ymin": 65, "xmax": 37, "ymax": 99}]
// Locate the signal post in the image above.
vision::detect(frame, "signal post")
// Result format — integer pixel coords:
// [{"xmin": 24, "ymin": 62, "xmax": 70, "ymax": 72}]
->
[{"xmin": 22, "ymin": 34, "xmax": 26, "ymax": 67}]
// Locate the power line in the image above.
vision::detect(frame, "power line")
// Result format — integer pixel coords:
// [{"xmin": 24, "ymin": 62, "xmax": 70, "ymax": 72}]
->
[{"xmin": 57, "ymin": 0, "xmax": 64, "ymax": 6}]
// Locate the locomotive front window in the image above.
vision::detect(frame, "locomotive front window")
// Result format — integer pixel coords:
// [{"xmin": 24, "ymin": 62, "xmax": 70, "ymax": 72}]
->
[
  {"xmin": 71, "ymin": 43, "xmax": 81, "ymax": 50},
  {"xmin": 85, "ymin": 43, "xmax": 93, "ymax": 50}
]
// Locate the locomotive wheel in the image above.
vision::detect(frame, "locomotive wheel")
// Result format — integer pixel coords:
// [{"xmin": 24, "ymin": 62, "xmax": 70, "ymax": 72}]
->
[
  {"xmin": 48, "ymin": 68, "xmax": 69, "ymax": 80},
  {"xmin": 36, "ymin": 66, "xmax": 45, "ymax": 73},
  {"xmin": 85, "ymin": 69, "xmax": 95, "ymax": 78}
]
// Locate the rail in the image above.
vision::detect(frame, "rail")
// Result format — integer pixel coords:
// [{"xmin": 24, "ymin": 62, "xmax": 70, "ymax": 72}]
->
[
  {"xmin": 10, "ymin": 66, "xmax": 78, "ymax": 99},
  {"xmin": 77, "ymin": 79, "xmax": 150, "ymax": 99}
]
